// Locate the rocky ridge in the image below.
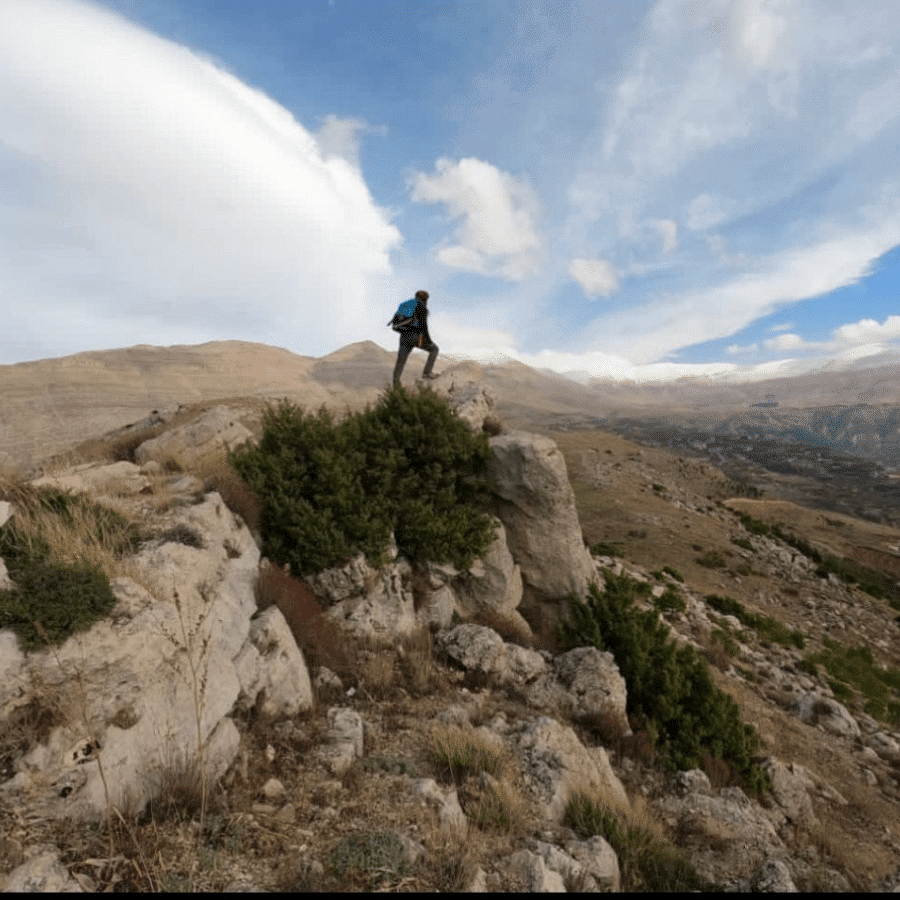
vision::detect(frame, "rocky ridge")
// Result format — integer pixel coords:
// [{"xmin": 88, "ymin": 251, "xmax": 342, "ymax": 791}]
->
[{"xmin": 1, "ymin": 371, "xmax": 899, "ymax": 891}]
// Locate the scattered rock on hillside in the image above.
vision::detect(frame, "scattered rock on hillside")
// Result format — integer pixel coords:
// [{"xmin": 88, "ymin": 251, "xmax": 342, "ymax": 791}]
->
[
  {"xmin": 437, "ymin": 624, "xmax": 547, "ymax": 685},
  {"xmin": 761, "ymin": 756, "xmax": 820, "ymax": 837},
  {"xmin": 0, "ymin": 849, "xmax": 84, "ymax": 893},
  {"xmin": 540, "ymin": 646, "xmax": 630, "ymax": 737},
  {"xmin": 31, "ymin": 460, "xmax": 150, "ymax": 496},
  {"xmin": 507, "ymin": 715, "xmax": 630, "ymax": 820},
  {"xmin": 317, "ymin": 707, "xmax": 365, "ymax": 776},
  {"xmin": 790, "ymin": 693, "xmax": 861, "ymax": 738},
  {"xmin": 657, "ymin": 783, "xmax": 784, "ymax": 885},
  {"xmin": 0, "ymin": 556, "xmax": 12, "ymax": 591}
]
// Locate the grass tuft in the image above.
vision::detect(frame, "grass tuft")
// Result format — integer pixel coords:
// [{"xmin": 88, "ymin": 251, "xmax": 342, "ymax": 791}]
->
[{"xmin": 564, "ymin": 789, "xmax": 715, "ymax": 891}]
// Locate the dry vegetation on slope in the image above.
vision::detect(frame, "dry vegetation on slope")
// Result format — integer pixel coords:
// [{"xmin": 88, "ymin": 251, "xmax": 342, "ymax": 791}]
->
[
  {"xmin": 546, "ymin": 424, "xmax": 900, "ymax": 887},
  {"xmin": 2, "ymin": 374, "xmax": 900, "ymax": 889}
]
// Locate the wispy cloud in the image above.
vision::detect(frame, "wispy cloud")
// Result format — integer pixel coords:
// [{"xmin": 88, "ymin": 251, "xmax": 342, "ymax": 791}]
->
[
  {"xmin": 568, "ymin": 259, "xmax": 620, "ymax": 297},
  {"xmin": 0, "ymin": 0, "xmax": 400, "ymax": 361},
  {"xmin": 725, "ymin": 313, "xmax": 900, "ymax": 360},
  {"xmin": 558, "ymin": 0, "xmax": 900, "ymax": 360}
]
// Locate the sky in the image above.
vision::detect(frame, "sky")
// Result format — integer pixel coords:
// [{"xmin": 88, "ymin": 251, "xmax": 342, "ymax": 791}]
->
[{"xmin": 2, "ymin": 0, "xmax": 900, "ymax": 383}]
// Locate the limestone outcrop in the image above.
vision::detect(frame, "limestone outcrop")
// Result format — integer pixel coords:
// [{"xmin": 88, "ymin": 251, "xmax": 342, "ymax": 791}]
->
[
  {"xmin": 0, "ymin": 477, "xmax": 311, "ymax": 823},
  {"xmin": 485, "ymin": 430, "xmax": 597, "ymax": 627},
  {"xmin": 429, "ymin": 369, "xmax": 497, "ymax": 432},
  {"xmin": 133, "ymin": 406, "xmax": 252, "ymax": 470},
  {"xmin": 445, "ymin": 517, "xmax": 526, "ymax": 627},
  {"xmin": 306, "ymin": 548, "xmax": 419, "ymax": 641}
]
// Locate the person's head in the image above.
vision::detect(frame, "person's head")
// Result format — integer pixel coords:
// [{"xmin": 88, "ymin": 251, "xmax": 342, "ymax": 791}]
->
[{"xmin": 415, "ymin": 289, "xmax": 429, "ymax": 303}]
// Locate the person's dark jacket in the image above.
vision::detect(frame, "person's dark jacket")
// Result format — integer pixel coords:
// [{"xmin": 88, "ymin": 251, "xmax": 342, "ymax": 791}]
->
[{"xmin": 405, "ymin": 298, "xmax": 431, "ymax": 343}]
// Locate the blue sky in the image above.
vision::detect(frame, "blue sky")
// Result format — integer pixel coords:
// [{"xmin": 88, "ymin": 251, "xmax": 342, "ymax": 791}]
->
[{"xmin": 2, "ymin": 0, "xmax": 899, "ymax": 382}]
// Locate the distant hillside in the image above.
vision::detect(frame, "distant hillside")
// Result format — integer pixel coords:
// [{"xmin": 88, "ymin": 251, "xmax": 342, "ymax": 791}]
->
[
  {"xmin": 0, "ymin": 341, "xmax": 371, "ymax": 472},
  {"xmin": 585, "ymin": 351, "xmax": 900, "ymax": 408}
]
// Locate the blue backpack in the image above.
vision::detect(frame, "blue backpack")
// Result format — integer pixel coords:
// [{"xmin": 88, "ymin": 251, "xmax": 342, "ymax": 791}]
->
[{"xmin": 388, "ymin": 298, "xmax": 419, "ymax": 332}]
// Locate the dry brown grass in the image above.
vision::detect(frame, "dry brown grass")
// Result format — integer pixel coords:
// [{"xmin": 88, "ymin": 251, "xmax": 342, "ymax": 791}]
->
[
  {"xmin": 469, "ymin": 607, "xmax": 535, "ymax": 648},
  {"xmin": 398, "ymin": 627, "xmax": 435, "ymax": 695},
  {"xmin": 255, "ymin": 561, "xmax": 323, "ymax": 630},
  {"xmin": 191, "ymin": 452, "xmax": 260, "ymax": 533},
  {"xmin": 0, "ymin": 469, "xmax": 43, "ymax": 508},
  {"xmin": 419, "ymin": 828, "xmax": 479, "ymax": 891},
  {"xmin": 427, "ymin": 723, "xmax": 530, "ymax": 834},
  {"xmin": 429, "ymin": 723, "xmax": 516, "ymax": 784}
]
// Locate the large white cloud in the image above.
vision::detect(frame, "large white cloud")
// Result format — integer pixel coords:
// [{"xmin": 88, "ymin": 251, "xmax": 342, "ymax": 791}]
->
[
  {"xmin": 409, "ymin": 157, "xmax": 543, "ymax": 280},
  {"xmin": 833, "ymin": 315, "xmax": 900, "ymax": 346},
  {"xmin": 0, "ymin": 0, "xmax": 401, "ymax": 362}
]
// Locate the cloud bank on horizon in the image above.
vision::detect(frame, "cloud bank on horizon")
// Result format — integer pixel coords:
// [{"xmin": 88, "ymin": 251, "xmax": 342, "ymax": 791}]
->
[{"xmin": 2, "ymin": 0, "xmax": 899, "ymax": 383}]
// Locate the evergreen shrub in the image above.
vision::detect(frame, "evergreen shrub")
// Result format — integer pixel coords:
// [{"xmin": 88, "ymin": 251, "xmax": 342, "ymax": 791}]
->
[
  {"xmin": 557, "ymin": 571, "xmax": 770, "ymax": 795},
  {"xmin": 0, "ymin": 561, "xmax": 118, "ymax": 651},
  {"xmin": 803, "ymin": 637, "xmax": 900, "ymax": 726},
  {"xmin": 229, "ymin": 387, "xmax": 498, "ymax": 577},
  {"xmin": 653, "ymin": 585, "xmax": 686, "ymax": 613}
]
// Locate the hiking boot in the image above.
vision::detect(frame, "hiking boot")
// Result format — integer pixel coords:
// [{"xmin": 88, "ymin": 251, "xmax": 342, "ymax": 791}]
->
[{"xmin": 420, "ymin": 372, "xmax": 438, "ymax": 381}]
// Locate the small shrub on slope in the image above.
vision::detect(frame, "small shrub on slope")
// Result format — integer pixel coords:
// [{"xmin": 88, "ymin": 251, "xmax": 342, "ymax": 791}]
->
[
  {"xmin": 229, "ymin": 388, "xmax": 497, "ymax": 576},
  {"xmin": 803, "ymin": 637, "xmax": 900, "ymax": 726},
  {"xmin": 0, "ymin": 488, "xmax": 132, "ymax": 650},
  {"xmin": 556, "ymin": 570, "xmax": 769, "ymax": 796}
]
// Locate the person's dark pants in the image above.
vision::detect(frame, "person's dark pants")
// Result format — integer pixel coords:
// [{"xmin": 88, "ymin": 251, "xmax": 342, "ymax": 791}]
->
[{"xmin": 393, "ymin": 332, "xmax": 439, "ymax": 388}]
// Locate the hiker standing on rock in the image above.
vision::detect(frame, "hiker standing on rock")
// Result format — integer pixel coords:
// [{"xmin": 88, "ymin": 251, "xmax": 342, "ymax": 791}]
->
[{"xmin": 389, "ymin": 289, "xmax": 439, "ymax": 389}]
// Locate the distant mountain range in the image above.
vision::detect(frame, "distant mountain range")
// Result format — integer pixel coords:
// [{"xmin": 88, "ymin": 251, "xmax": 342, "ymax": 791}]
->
[{"xmin": 1, "ymin": 341, "xmax": 898, "ymax": 526}]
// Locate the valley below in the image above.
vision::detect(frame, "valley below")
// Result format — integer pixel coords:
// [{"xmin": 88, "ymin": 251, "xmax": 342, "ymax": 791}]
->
[{"xmin": 497, "ymin": 401, "xmax": 900, "ymax": 529}]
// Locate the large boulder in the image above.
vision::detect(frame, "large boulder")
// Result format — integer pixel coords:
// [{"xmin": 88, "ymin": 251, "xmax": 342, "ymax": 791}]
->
[
  {"xmin": 233, "ymin": 605, "xmax": 313, "ymax": 719},
  {"xmin": 0, "ymin": 492, "xmax": 311, "ymax": 821},
  {"xmin": 486, "ymin": 431, "xmax": 596, "ymax": 626},
  {"xmin": 134, "ymin": 406, "xmax": 252, "ymax": 470},
  {"xmin": 449, "ymin": 517, "xmax": 524, "ymax": 621}
]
